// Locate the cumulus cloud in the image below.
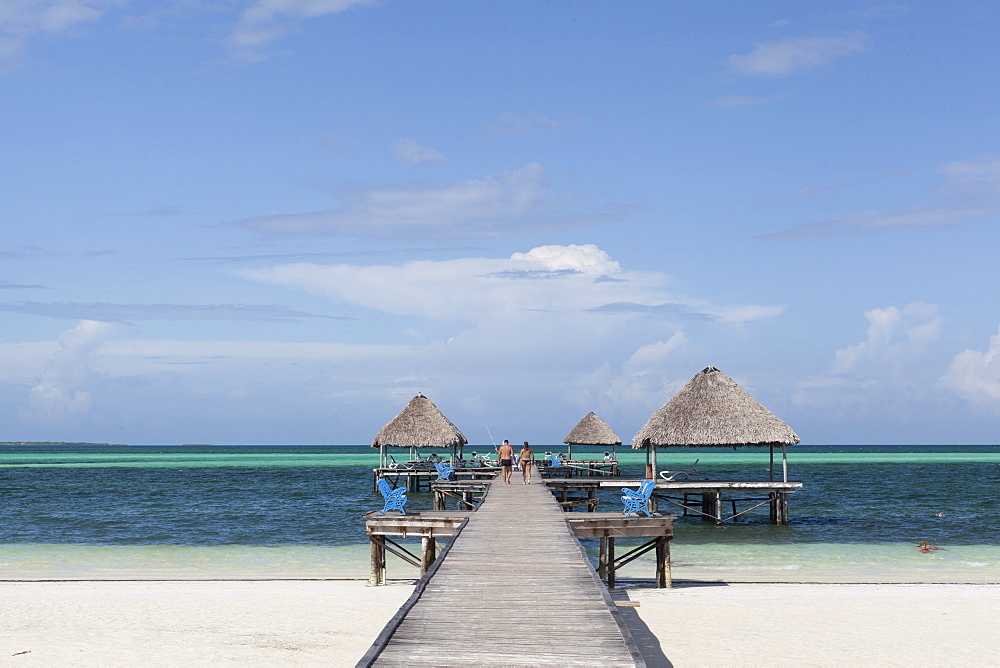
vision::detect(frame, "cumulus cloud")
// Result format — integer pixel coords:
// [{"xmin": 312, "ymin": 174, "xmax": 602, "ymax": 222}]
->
[
  {"xmin": 727, "ymin": 32, "xmax": 867, "ymax": 76},
  {"xmin": 2, "ymin": 246, "xmax": 785, "ymax": 441},
  {"xmin": 231, "ymin": 163, "xmax": 624, "ymax": 240},
  {"xmin": 763, "ymin": 157, "xmax": 1000, "ymax": 240},
  {"xmin": 795, "ymin": 303, "xmax": 943, "ymax": 410},
  {"xmin": 392, "ymin": 139, "xmax": 446, "ymax": 166},
  {"xmin": 22, "ymin": 320, "xmax": 114, "ymax": 422},
  {"xmin": 560, "ymin": 333, "xmax": 690, "ymax": 427},
  {"xmin": 941, "ymin": 326, "xmax": 1000, "ymax": 404},
  {"xmin": 238, "ymin": 243, "xmax": 783, "ymax": 325},
  {"xmin": 230, "ymin": 243, "xmax": 783, "ymax": 433},
  {"xmin": 226, "ymin": 0, "xmax": 374, "ymax": 62}
]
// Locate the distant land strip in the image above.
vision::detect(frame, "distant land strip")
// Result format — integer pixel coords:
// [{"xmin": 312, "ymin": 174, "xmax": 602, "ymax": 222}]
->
[{"xmin": 0, "ymin": 442, "xmax": 123, "ymax": 446}]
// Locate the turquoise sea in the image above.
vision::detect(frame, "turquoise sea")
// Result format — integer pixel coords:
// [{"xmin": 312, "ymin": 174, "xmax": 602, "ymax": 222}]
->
[{"xmin": 1, "ymin": 445, "xmax": 998, "ymax": 583}]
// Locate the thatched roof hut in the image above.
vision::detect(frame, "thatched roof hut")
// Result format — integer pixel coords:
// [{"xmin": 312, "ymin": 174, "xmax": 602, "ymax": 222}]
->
[
  {"xmin": 632, "ymin": 367, "xmax": 799, "ymax": 480},
  {"xmin": 371, "ymin": 393, "xmax": 467, "ymax": 466},
  {"xmin": 564, "ymin": 412, "xmax": 622, "ymax": 460}
]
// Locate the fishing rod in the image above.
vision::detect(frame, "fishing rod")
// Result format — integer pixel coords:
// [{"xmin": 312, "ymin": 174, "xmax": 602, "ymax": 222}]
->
[{"xmin": 484, "ymin": 422, "xmax": 497, "ymax": 452}]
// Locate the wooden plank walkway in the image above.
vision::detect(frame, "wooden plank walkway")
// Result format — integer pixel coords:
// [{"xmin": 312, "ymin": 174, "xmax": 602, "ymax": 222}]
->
[{"xmin": 363, "ymin": 478, "xmax": 644, "ymax": 667}]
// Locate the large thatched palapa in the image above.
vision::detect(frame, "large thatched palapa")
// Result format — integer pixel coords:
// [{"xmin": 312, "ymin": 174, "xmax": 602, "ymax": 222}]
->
[
  {"xmin": 563, "ymin": 412, "xmax": 622, "ymax": 460},
  {"xmin": 371, "ymin": 393, "xmax": 467, "ymax": 466},
  {"xmin": 632, "ymin": 366, "xmax": 799, "ymax": 481}
]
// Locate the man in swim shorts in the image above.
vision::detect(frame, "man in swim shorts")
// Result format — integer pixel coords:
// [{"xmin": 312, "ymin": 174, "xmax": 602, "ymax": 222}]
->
[{"xmin": 497, "ymin": 439, "xmax": 514, "ymax": 485}]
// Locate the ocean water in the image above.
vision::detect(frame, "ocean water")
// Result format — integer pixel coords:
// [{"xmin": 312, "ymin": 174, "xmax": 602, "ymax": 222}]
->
[{"xmin": 1, "ymin": 444, "xmax": 998, "ymax": 583}]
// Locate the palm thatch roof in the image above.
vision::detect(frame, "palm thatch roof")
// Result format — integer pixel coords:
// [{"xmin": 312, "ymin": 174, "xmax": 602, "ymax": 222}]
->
[
  {"xmin": 564, "ymin": 412, "xmax": 622, "ymax": 445},
  {"xmin": 632, "ymin": 367, "xmax": 799, "ymax": 448},
  {"xmin": 371, "ymin": 393, "xmax": 468, "ymax": 449}
]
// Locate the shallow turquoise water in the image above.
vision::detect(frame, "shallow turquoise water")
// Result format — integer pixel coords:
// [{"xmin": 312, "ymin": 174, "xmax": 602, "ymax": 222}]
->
[{"xmin": 1, "ymin": 445, "xmax": 998, "ymax": 582}]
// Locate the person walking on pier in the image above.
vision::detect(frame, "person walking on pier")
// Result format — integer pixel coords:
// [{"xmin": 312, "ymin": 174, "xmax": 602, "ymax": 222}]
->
[
  {"xmin": 497, "ymin": 439, "xmax": 514, "ymax": 484},
  {"xmin": 520, "ymin": 442, "xmax": 534, "ymax": 484}
]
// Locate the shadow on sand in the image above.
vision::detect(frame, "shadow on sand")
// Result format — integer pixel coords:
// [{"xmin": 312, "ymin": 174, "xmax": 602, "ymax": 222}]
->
[{"xmin": 612, "ymin": 580, "xmax": 730, "ymax": 667}]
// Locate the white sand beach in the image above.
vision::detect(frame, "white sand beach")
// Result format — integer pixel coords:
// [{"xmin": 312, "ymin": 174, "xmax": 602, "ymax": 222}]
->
[{"xmin": 3, "ymin": 580, "xmax": 999, "ymax": 667}]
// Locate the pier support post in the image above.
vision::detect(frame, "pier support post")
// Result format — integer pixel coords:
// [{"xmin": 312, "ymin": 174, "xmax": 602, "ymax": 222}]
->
[
  {"xmin": 769, "ymin": 491, "xmax": 789, "ymax": 525},
  {"xmin": 599, "ymin": 536, "xmax": 608, "ymax": 581},
  {"xmin": 655, "ymin": 537, "xmax": 672, "ymax": 589},
  {"xmin": 369, "ymin": 535, "xmax": 386, "ymax": 586},
  {"xmin": 420, "ymin": 535, "xmax": 437, "ymax": 574},
  {"xmin": 606, "ymin": 537, "xmax": 616, "ymax": 589},
  {"xmin": 702, "ymin": 492, "xmax": 722, "ymax": 522}
]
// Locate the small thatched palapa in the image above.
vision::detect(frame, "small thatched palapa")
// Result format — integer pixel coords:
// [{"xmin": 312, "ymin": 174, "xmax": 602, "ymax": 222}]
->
[
  {"xmin": 632, "ymin": 367, "xmax": 798, "ymax": 449},
  {"xmin": 632, "ymin": 367, "xmax": 799, "ymax": 481},
  {"xmin": 564, "ymin": 412, "xmax": 622, "ymax": 445},
  {"xmin": 371, "ymin": 393, "xmax": 467, "ymax": 466},
  {"xmin": 564, "ymin": 412, "xmax": 621, "ymax": 460}
]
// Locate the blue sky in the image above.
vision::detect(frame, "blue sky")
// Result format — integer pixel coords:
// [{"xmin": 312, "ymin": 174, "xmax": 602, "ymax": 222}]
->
[{"xmin": 2, "ymin": 1, "xmax": 999, "ymax": 445}]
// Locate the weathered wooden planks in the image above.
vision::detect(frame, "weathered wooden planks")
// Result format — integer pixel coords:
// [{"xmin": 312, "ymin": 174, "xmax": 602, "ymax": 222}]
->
[{"xmin": 361, "ymin": 478, "xmax": 645, "ymax": 667}]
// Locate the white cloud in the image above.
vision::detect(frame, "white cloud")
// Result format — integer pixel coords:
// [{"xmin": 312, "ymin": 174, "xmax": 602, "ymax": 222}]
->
[
  {"xmin": 706, "ymin": 94, "xmax": 785, "ymax": 108},
  {"xmin": 764, "ymin": 157, "xmax": 1000, "ymax": 240},
  {"xmin": 0, "ymin": 0, "xmax": 114, "ymax": 67},
  {"xmin": 510, "ymin": 244, "xmax": 621, "ymax": 274},
  {"xmin": 239, "ymin": 243, "xmax": 782, "ymax": 327},
  {"xmin": 236, "ymin": 243, "xmax": 782, "ymax": 433},
  {"xmin": 941, "ymin": 326, "xmax": 1000, "ymax": 404},
  {"xmin": 490, "ymin": 111, "xmax": 560, "ymax": 135},
  {"xmin": 795, "ymin": 303, "xmax": 943, "ymax": 410},
  {"xmin": 232, "ymin": 162, "xmax": 624, "ymax": 240},
  {"xmin": 392, "ymin": 139, "xmax": 446, "ymax": 167},
  {"xmin": 21, "ymin": 320, "xmax": 115, "ymax": 422},
  {"xmin": 226, "ymin": 0, "xmax": 374, "ymax": 62},
  {"xmin": 560, "ymin": 332, "xmax": 690, "ymax": 427},
  {"xmin": 727, "ymin": 32, "xmax": 866, "ymax": 76}
]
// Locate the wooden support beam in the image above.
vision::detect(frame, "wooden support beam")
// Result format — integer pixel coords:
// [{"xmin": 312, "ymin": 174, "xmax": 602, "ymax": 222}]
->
[
  {"xmin": 420, "ymin": 535, "xmax": 436, "ymax": 574},
  {"xmin": 598, "ymin": 536, "xmax": 609, "ymax": 581},
  {"xmin": 382, "ymin": 537, "xmax": 421, "ymax": 569},
  {"xmin": 369, "ymin": 535, "xmax": 386, "ymax": 586},
  {"xmin": 607, "ymin": 537, "xmax": 616, "ymax": 589},
  {"xmin": 656, "ymin": 537, "xmax": 672, "ymax": 589}
]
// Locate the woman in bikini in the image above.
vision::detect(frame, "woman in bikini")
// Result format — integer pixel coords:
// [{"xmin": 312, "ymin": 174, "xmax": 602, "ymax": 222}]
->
[{"xmin": 520, "ymin": 442, "xmax": 534, "ymax": 484}]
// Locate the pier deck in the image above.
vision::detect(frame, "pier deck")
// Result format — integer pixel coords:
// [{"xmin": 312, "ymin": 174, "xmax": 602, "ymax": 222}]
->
[
  {"xmin": 361, "ymin": 479, "xmax": 646, "ymax": 667},
  {"xmin": 547, "ymin": 478, "xmax": 803, "ymax": 524}
]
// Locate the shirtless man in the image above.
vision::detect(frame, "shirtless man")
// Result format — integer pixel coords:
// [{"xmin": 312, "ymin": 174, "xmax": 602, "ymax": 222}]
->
[
  {"xmin": 497, "ymin": 439, "xmax": 514, "ymax": 485},
  {"xmin": 519, "ymin": 441, "xmax": 534, "ymax": 484}
]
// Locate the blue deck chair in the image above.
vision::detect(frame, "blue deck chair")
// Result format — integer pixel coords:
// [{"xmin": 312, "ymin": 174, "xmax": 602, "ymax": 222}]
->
[
  {"xmin": 621, "ymin": 479, "xmax": 656, "ymax": 517},
  {"xmin": 434, "ymin": 461, "xmax": 455, "ymax": 480},
  {"xmin": 376, "ymin": 478, "xmax": 407, "ymax": 515},
  {"xmin": 547, "ymin": 453, "xmax": 561, "ymax": 466}
]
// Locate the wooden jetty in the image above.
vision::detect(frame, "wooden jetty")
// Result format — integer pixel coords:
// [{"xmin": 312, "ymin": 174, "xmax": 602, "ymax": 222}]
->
[{"xmin": 361, "ymin": 479, "xmax": 671, "ymax": 667}]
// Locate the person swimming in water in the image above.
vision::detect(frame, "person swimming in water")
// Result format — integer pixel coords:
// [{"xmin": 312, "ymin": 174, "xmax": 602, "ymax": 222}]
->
[{"xmin": 918, "ymin": 540, "xmax": 941, "ymax": 552}]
